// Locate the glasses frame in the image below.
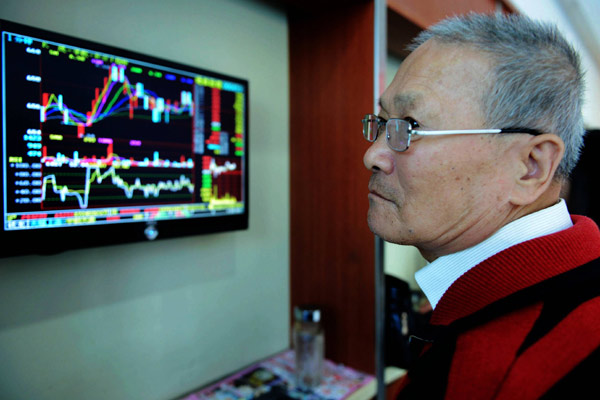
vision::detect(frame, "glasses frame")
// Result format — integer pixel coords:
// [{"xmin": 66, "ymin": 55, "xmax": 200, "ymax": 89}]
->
[{"xmin": 362, "ymin": 114, "xmax": 543, "ymax": 152}]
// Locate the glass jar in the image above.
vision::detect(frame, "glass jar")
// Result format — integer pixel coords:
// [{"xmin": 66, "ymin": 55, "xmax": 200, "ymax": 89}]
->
[{"xmin": 293, "ymin": 305, "xmax": 324, "ymax": 390}]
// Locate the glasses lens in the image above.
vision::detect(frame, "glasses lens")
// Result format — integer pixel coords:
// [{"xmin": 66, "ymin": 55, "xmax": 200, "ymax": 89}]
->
[
  {"xmin": 362, "ymin": 114, "xmax": 378, "ymax": 142},
  {"xmin": 386, "ymin": 119, "xmax": 410, "ymax": 151}
]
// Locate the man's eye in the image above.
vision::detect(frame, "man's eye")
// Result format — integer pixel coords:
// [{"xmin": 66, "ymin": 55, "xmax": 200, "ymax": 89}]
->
[{"xmin": 404, "ymin": 117, "xmax": 420, "ymax": 128}]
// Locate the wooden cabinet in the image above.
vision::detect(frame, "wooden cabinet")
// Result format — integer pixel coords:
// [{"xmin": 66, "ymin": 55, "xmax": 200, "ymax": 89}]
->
[{"xmin": 289, "ymin": 1, "xmax": 377, "ymax": 373}]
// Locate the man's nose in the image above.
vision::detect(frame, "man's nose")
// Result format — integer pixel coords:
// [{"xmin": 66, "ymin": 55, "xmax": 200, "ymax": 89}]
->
[{"xmin": 363, "ymin": 134, "xmax": 394, "ymax": 174}]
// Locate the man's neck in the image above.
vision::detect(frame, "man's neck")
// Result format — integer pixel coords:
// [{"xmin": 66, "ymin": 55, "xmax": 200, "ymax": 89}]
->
[
  {"xmin": 419, "ymin": 183, "xmax": 562, "ymax": 262},
  {"xmin": 415, "ymin": 198, "xmax": 573, "ymax": 309}
]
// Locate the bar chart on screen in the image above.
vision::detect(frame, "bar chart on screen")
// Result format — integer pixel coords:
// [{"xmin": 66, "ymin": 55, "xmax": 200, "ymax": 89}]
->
[{"xmin": 3, "ymin": 27, "xmax": 246, "ymax": 231}]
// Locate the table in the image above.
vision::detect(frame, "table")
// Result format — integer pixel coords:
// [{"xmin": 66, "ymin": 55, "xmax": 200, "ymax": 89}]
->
[{"xmin": 180, "ymin": 350, "xmax": 404, "ymax": 400}]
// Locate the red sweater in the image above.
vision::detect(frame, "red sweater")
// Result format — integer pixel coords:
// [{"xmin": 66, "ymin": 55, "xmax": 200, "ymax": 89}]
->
[{"xmin": 398, "ymin": 215, "xmax": 600, "ymax": 399}]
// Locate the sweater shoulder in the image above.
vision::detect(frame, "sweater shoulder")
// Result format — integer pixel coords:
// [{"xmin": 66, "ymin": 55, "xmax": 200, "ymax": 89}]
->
[{"xmin": 431, "ymin": 216, "xmax": 600, "ymax": 326}]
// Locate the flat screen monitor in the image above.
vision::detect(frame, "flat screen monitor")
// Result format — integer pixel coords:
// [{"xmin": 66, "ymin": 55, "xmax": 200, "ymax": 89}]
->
[{"xmin": 1, "ymin": 19, "xmax": 249, "ymax": 257}]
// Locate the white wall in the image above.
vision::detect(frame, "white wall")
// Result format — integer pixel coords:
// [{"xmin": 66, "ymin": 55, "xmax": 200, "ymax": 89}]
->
[
  {"xmin": 510, "ymin": 0, "xmax": 600, "ymax": 128},
  {"xmin": 0, "ymin": 1, "xmax": 290, "ymax": 399}
]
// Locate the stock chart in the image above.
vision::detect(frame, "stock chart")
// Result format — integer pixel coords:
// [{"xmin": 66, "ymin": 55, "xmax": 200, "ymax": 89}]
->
[{"xmin": 2, "ymin": 28, "xmax": 246, "ymax": 231}]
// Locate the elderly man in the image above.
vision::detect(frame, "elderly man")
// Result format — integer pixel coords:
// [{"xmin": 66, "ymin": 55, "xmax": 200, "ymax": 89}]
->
[{"xmin": 363, "ymin": 13, "xmax": 600, "ymax": 399}]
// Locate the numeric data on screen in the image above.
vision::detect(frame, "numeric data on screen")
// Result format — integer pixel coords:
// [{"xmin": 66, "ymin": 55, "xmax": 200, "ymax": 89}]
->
[{"xmin": 2, "ymin": 31, "xmax": 246, "ymax": 230}]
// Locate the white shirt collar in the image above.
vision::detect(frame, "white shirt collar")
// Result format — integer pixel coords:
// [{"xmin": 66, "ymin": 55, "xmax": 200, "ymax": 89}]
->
[{"xmin": 414, "ymin": 199, "xmax": 573, "ymax": 309}]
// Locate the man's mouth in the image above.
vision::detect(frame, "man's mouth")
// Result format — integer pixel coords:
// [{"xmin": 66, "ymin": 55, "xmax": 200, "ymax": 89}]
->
[{"xmin": 368, "ymin": 185, "xmax": 392, "ymax": 202}]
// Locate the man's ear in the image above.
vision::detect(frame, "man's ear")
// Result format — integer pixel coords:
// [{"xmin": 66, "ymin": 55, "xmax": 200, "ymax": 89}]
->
[{"xmin": 509, "ymin": 134, "xmax": 565, "ymax": 206}]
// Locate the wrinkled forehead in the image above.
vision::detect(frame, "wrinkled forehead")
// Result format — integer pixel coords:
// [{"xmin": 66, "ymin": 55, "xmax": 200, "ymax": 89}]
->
[{"xmin": 379, "ymin": 40, "xmax": 492, "ymax": 122}]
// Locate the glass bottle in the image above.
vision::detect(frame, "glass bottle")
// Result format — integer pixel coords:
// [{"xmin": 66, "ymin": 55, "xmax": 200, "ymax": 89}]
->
[{"xmin": 293, "ymin": 305, "xmax": 324, "ymax": 390}]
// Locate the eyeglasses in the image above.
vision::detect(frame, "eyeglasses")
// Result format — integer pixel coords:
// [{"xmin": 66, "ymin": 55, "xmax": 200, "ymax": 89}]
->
[{"xmin": 362, "ymin": 114, "xmax": 543, "ymax": 152}]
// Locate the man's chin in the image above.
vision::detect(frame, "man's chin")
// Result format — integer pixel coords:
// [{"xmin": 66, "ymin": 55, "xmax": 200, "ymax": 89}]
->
[
  {"xmin": 367, "ymin": 214, "xmax": 392, "ymax": 240},
  {"xmin": 367, "ymin": 214, "xmax": 415, "ymax": 246}
]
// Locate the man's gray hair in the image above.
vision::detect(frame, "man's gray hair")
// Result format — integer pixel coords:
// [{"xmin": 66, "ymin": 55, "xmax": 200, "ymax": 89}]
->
[{"xmin": 409, "ymin": 13, "xmax": 585, "ymax": 178}]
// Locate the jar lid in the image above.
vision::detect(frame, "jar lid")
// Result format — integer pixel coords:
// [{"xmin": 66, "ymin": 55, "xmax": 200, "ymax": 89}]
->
[{"xmin": 294, "ymin": 305, "xmax": 321, "ymax": 323}]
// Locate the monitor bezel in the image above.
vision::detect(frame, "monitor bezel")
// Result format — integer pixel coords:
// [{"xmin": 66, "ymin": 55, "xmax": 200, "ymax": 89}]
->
[{"xmin": 0, "ymin": 19, "xmax": 249, "ymax": 257}]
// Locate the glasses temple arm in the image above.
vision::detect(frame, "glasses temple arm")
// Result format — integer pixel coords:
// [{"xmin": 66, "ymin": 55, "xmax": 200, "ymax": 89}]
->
[
  {"xmin": 412, "ymin": 129, "xmax": 502, "ymax": 136},
  {"xmin": 412, "ymin": 127, "xmax": 543, "ymax": 136}
]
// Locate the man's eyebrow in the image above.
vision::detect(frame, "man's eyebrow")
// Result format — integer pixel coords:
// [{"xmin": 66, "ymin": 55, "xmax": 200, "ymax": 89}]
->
[
  {"xmin": 378, "ymin": 93, "xmax": 419, "ymax": 116},
  {"xmin": 393, "ymin": 93, "xmax": 418, "ymax": 114}
]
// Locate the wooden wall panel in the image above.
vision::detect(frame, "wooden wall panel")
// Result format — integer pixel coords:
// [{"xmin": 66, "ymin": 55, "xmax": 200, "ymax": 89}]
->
[
  {"xmin": 289, "ymin": 2, "xmax": 376, "ymax": 373},
  {"xmin": 387, "ymin": 0, "xmax": 514, "ymax": 28},
  {"xmin": 387, "ymin": 8, "xmax": 423, "ymax": 59}
]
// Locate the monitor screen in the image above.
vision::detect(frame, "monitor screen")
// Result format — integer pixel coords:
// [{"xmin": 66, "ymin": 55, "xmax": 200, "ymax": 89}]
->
[{"xmin": 1, "ymin": 19, "xmax": 249, "ymax": 256}]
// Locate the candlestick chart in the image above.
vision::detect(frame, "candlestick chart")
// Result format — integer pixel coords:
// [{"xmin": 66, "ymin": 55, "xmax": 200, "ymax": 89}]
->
[{"xmin": 2, "ymin": 27, "xmax": 247, "ymax": 231}]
